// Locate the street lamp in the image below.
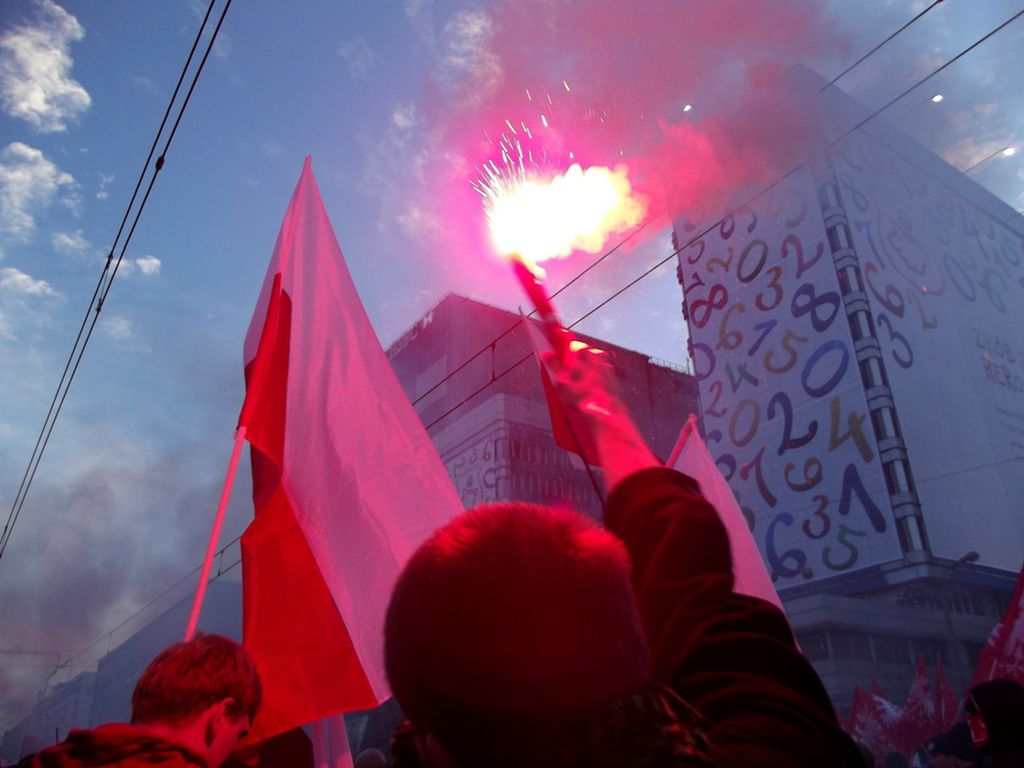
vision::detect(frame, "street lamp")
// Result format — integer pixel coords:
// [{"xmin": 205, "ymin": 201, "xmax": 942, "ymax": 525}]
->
[{"xmin": 963, "ymin": 147, "xmax": 1016, "ymax": 173}]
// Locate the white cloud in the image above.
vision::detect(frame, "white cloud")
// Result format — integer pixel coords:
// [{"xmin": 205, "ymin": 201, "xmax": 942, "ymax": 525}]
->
[
  {"xmin": 0, "ymin": 310, "xmax": 14, "ymax": 340},
  {"xmin": 52, "ymin": 228, "xmax": 88, "ymax": 254},
  {"xmin": 0, "ymin": 0, "xmax": 91, "ymax": 132},
  {"xmin": 0, "ymin": 141, "xmax": 78, "ymax": 241},
  {"xmin": 101, "ymin": 315, "xmax": 134, "ymax": 340},
  {"xmin": 0, "ymin": 265, "xmax": 59, "ymax": 296},
  {"xmin": 391, "ymin": 102, "xmax": 417, "ymax": 130},
  {"xmin": 338, "ymin": 38, "xmax": 375, "ymax": 79},
  {"xmin": 260, "ymin": 139, "xmax": 284, "ymax": 159},
  {"xmin": 100, "ymin": 313, "xmax": 150, "ymax": 351},
  {"xmin": 439, "ymin": 9, "xmax": 502, "ymax": 101},
  {"xmin": 116, "ymin": 255, "xmax": 161, "ymax": 277},
  {"xmin": 131, "ymin": 75, "xmax": 159, "ymax": 96},
  {"xmin": 135, "ymin": 255, "xmax": 161, "ymax": 276},
  {"xmin": 404, "ymin": 0, "xmax": 436, "ymax": 48},
  {"xmin": 96, "ymin": 172, "xmax": 113, "ymax": 200}
]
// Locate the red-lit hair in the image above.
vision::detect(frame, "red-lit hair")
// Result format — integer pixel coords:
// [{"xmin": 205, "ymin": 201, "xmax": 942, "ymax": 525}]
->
[
  {"xmin": 131, "ymin": 633, "xmax": 262, "ymax": 726},
  {"xmin": 385, "ymin": 502, "xmax": 650, "ymax": 763}
]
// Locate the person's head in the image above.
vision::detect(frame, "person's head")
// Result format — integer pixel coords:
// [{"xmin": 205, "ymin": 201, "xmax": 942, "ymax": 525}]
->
[
  {"xmin": 131, "ymin": 633, "xmax": 262, "ymax": 767},
  {"xmin": 385, "ymin": 502, "xmax": 651, "ymax": 767},
  {"xmin": 925, "ymin": 723, "xmax": 979, "ymax": 768},
  {"xmin": 965, "ymin": 678, "xmax": 1024, "ymax": 755},
  {"xmin": 354, "ymin": 748, "xmax": 388, "ymax": 768}
]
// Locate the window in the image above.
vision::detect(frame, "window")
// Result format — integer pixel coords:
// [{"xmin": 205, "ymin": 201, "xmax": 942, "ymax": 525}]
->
[
  {"xmin": 872, "ymin": 407, "xmax": 898, "ymax": 440},
  {"xmin": 860, "ymin": 356, "xmax": 885, "ymax": 388},
  {"xmin": 838, "ymin": 266, "xmax": 862, "ymax": 296},
  {"xmin": 872, "ymin": 634, "xmax": 895, "ymax": 663},
  {"xmin": 797, "ymin": 631, "xmax": 829, "ymax": 661},
  {"xmin": 845, "ymin": 266, "xmax": 862, "ymax": 292},
  {"xmin": 850, "ymin": 311, "xmax": 873, "ymax": 342},
  {"xmin": 828, "ymin": 223, "xmax": 850, "ymax": 250},
  {"xmin": 897, "ymin": 517, "xmax": 926, "ymax": 553},
  {"xmin": 885, "ymin": 460, "xmax": 911, "ymax": 493},
  {"xmin": 831, "ymin": 631, "xmax": 852, "ymax": 660},
  {"xmin": 850, "ymin": 632, "xmax": 873, "ymax": 661},
  {"xmin": 912, "ymin": 638, "xmax": 949, "ymax": 665}
]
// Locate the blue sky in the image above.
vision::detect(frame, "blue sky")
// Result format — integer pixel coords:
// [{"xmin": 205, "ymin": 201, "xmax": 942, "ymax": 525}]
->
[{"xmin": 0, "ymin": 0, "xmax": 1021, "ymax": 725}]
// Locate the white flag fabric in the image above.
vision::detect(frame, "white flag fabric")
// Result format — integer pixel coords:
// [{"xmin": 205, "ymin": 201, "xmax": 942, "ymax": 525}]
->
[{"xmin": 667, "ymin": 414, "xmax": 783, "ymax": 610}]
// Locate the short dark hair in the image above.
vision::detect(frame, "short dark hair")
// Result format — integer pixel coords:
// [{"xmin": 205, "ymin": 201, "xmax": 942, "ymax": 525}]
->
[
  {"xmin": 385, "ymin": 502, "xmax": 650, "ymax": 764},
  {"xmin": 131, "ymin": 633, "xmax": 262, "ymax": 726}
]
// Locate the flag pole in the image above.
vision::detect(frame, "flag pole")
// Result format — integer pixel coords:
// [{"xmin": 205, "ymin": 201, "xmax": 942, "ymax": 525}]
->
[
  {"xmin": 184, "ymin": 425, "xmax": 248, "ymax": 641},
  {"xmin": 665, "ymin": 414, "xmax": 698, "ymax": 468}
]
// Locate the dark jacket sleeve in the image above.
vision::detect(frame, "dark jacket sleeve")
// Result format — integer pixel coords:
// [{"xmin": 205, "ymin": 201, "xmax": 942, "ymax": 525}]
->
[{"xmin": 606, "ymin": 467, "xmax": 864, "ymax": 768}]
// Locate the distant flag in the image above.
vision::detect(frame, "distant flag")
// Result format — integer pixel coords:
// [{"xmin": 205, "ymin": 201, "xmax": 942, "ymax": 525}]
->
[
  {"xmin": 870, "ymin": 677, "xmax": 889, "ymax": 700},
  {"xmin": 239, "ymin": 158, "xmax": 462, "ymax": 740},
  {"xmin": 846, "ymin": 684, "xmax": 898, "ymax": 764},
  {"xmin": 934, "ymin": 655, "xmax": 959, "ymax": 730},
  {"xmin": 891, "ymin": 654, "xmax": 936, "ymax": 755},
  {"xmin": 969, "ymin": 560, "xmax": 1024, "ymax": 688},
  {"xmin": 667, "ymin": 414, "xmax": 783, "ymax": 611}
]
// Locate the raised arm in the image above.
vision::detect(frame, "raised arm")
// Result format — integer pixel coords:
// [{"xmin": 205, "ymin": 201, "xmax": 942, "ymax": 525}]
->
[{"xmin": 546, "ymin": 342, "xmax": 863, "ymax": 767}]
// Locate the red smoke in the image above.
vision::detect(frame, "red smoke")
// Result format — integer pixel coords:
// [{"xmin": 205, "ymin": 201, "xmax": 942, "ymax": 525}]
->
[{"xmin": 413, "ymin": 0, "xmax": 843, "ymax": 262}]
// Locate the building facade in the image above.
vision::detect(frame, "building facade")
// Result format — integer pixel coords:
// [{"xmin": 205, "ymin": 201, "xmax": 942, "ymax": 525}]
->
[
  {"xmin": 387, "ymin": 293, "xmax": 700, "ymax": 518},
  {"xmin": 673, "ymin": 75, "xmax": 1022, "ymax": 709}
]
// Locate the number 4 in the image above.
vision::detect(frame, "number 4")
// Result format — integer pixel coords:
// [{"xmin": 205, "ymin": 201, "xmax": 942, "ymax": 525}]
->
[{"xmin": 828, "ymin": 397, "xmax": 874, "ymax": 463}]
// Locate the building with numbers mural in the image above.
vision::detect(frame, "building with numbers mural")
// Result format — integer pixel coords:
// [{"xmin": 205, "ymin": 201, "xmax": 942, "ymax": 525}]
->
[
  {"xmin": 673, "ymin": 73, "xmax": 1022, "ymax": 710},
  {"xmin": 387, "ymin": 293, "xmax": 698, "ymax": 519}
]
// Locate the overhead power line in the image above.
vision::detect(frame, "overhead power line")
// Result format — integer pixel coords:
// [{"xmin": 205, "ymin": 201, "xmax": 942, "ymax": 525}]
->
[
  {"xmin": 411, "ymin": 7, "xmax": 1024, "ymax": 428},
  {"xmin": 0, "ymin": 0, "xmax": 234, "ymax": 563},
  {"xmin": 823, "ymin": 0, "xmax": 946, "ymax": 89},
  {"xmin": 12, "ymin": 2, "xmax": 1024, "ymax": 718}
]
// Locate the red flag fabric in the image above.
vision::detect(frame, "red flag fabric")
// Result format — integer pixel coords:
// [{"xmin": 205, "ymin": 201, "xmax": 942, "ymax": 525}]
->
[
  {"xmin": 934, "ymin": 655, "xmax": 959, "ymax": 731},
  {"xmin": 870, "ymin": 677, "xmax": 889, "ymax": 700},
  {"xmin": 970, "ymin": 560, "xmax": 1024, "ymax": 688},
  {"xmin": 522, "ymin": 317, "xmax": 602, "ymax": 465},
  {"xmin": 891, "ymin": 654, "xmax": 936, "ymax": 755},
  {"xmin": 846, "ymin": 685, "xmax": 898, "ymax": 763},
  {"xmin": 668, "ymin": 414, "xmax": 783, "ymax": 611},
  {"xmin": 239, "ymin": 158, "xmax": 462, "ymax": 740}
]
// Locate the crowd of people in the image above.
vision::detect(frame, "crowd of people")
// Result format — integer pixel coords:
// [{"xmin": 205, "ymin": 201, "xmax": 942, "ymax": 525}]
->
[{"xmin": 12, "ymin": 344, "xmax": 1023, "ymax": 767}]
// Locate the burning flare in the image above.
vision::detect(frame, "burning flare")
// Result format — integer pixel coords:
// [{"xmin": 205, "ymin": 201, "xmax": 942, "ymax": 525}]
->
[{"xmin": 478, "ymin": 162, "xmax": 648, "ymax": 271}]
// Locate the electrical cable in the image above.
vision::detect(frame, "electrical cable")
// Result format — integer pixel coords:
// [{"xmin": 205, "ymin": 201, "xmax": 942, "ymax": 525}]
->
[
  {"xmin": 822, "ymin": 0, "xmax": 946, "ymax": 90},
  {"xmin": 412, "ymin": 7, "xmax": 1024, "ymax": 428},
  {"xmin": 0, "ymin": 0, "xmax": 233, "ymax": 562},
  {"xmin": 11, "ymin": 2, "xmax": 1024, "ymax": 715}
]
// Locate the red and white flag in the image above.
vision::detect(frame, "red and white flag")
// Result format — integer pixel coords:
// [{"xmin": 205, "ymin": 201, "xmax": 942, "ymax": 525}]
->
[
  {"xmin": 970, "ymin": 560, "xmax": 1024, "ymax": 688},
  {"xmin": 667, "ymin": 414, "xmax": 782, "ymax": 611},
  {"xmin": 891, "ymin": 654, "xmax": 936, "ymax": 755},
  {"xmin": 239, "ymin": 158, "xmax": 462, "ymax": 740},
  {"xmin": 934, "ymin": 655, "xmax": 959, "ymax": 731},
  {"xmin": 846, "ymin": 684, "xmax": 898, "ymax": 763}
]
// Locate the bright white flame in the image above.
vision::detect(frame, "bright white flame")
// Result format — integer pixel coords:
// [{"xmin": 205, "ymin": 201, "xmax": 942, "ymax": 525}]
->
[
  {"xmin": 486, "ymin": 164, "xmax": 648, "ymax": 266},
  {"xmin": 931, "ymin": 94, "xmax": 944, "ymax": 103},
  {"xmin": 1002, "ymin": 147, "xmax": 1016, "ymax": 157}
]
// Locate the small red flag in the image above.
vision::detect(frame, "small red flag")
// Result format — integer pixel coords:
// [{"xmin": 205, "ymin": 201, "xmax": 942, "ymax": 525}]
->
[
  {"xmin": 969, "ymin": 560, "xmax": 1024, "ymax": 688},
  {"xmin": 934, "ymin": 654, "xmax": 959, "ymax": 731},
  {"xmin": 846, "ymin": 685, "xmax": 898, "ymax": 763},
  {"xmin": 890, "ymin": 654, "xmax": 936, "ymax": 755}
]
